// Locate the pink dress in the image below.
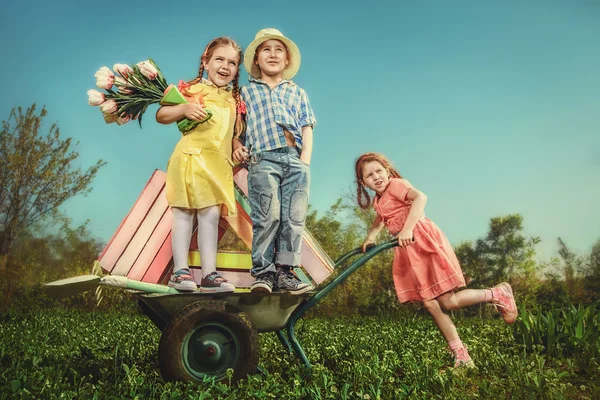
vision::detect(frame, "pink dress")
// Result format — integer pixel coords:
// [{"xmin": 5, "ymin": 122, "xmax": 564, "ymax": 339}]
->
[{"xmin": 373, "ymin": 179, "xmax": 466, "ymax": 303}]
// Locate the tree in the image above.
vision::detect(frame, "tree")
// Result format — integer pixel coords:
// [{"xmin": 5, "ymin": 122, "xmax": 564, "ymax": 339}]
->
[
  {"xmin": 582, "ymin": 238, "xmax": 600, "ymax": 299},
  {"xmin": 0, "ymin": 216, "xmax": 106, "ymax": 311},
  {"xmin": 454, "ymin": 240, "xmax": 484, "ymax": 285},
  {"xmin": 0, "ymin": 104, "xmax": 106, "ymax": 260},
  {"xmin": 474, "ymin": 214, "xmax": 534, "ymax": 284},
  {"xmin": 557, "ymin": 238, "xmax": 584, "ymax": 300},
  {"xmin": 589, "ymin": 239, "xmax": 600, "ymax": 277},
  {"xmin": 453, "ymin": 213, "xmax": 543, "ymax": 308},
  {"xmin": 551, "ymin": 237, "xmax": 600, "ymax": 305}
]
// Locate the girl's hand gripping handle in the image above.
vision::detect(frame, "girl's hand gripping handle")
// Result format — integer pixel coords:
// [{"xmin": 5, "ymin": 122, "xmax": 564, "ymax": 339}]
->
[
  {"xmin": 361, "ymin": 239, "xmax": 376, "ymax": 253},
  {"xmin": 396, "ymin": 229, "xmax": 415, "ymax": 248}
]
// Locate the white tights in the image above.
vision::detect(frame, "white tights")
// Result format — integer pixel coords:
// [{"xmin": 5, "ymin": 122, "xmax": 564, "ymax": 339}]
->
[{"xmin": 171, "ymin": 206, "xmax": 220, "ymax": 278}]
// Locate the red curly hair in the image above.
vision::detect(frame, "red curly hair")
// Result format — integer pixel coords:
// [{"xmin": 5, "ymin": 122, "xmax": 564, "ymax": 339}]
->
[{"xmin": 354, "ymin": 152, "xmax": 403, "ymax": 209}]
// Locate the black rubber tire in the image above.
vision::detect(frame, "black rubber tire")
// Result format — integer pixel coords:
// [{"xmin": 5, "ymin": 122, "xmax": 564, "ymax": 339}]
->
[{"xmin": 158, "ymin": 300, "xmax": 259, "ymax": 384}]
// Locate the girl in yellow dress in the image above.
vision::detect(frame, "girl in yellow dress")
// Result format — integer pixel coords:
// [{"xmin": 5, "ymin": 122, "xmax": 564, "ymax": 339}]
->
[{"xmin": 156, "ymin": 37, "xmax": 245, "ymax": 292}]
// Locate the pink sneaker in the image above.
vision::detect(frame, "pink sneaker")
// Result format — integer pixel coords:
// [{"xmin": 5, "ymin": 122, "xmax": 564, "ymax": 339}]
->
[
  {"xmin": 453, "ymin": 347, "xmax": 476, "ymax": 369},
  {"xmin": 491, "ymin": 282, "xmax": 518, "ymax": 324}
]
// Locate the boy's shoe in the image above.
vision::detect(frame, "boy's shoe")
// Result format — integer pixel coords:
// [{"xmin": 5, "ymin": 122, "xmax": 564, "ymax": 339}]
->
[
  {"xmin": 199, "ymin": 272, "xmax": 235, "ymax": 293},
  {"xmin": 276, "ymin": 267, "xmax": 312, "ymax": 295},
  {"xmin": 452, "ymin": 347, "xmax": 476, "ymax": 369},
  {"xmin": 251, "ymin": 272, "xmax": 276, "ymax": 293},
  {"xmin": 491, "ymin": 282, "xmax": 518, "ymax": 324},
  {"xmin": 168, "ymin": 268, "xmax": 197, "ymax": 291}
]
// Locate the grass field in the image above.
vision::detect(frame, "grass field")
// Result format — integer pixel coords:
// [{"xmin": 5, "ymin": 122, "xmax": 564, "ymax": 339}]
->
[{"xmin": 0, "ymin": 308, "xmax": 597, "ymax": 399}]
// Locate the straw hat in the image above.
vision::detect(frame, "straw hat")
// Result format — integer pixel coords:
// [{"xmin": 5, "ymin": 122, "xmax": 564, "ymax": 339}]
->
[{"xmin": 244, "ymin": 28, "xmax": 301, "ymax": 80}]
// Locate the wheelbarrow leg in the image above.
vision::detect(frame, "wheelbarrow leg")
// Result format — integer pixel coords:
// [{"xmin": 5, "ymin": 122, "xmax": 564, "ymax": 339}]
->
[
  {"xmin": 276, "ymin": 330, "xmax": 293, "ymax": 353},
  {"xmin": 287, "ymin": 319, "xmax": 311, "ymax": 369}
]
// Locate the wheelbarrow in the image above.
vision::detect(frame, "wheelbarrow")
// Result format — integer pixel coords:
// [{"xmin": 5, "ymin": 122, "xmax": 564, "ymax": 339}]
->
[{"xmin": 45, "ymin": 239, "xmax": 398, "ymax": 384}]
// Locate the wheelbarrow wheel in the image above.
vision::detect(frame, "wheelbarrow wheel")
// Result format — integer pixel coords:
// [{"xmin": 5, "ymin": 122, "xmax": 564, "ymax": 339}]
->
[{"xmin": 158, "ymin": 300, "xmax": 259, "ymax": 384}]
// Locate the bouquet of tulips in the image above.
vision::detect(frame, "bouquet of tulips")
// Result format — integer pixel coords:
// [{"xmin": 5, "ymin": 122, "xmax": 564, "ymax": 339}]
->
[{"xmin": 87, "ymin": 59, "xmax": 211, "ymax": 133}]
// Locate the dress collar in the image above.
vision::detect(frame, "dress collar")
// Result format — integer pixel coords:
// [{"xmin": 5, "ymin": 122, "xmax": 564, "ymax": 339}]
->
[{"xmin": 201, "ymin": 78, "xmax": 233, "ymax": 91}]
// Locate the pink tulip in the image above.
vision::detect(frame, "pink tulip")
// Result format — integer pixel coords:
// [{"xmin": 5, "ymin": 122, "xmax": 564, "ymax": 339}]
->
[
  {"xmin": 115, "ymin": 76, "xmax": 133, "ymax": 94},
  {"xmin": 95, "ymin": 66, "xmax": 114, "ymax": 90},
  {"xmin": 137, "ymin": 61, "xmax": 158, "ymax": 80},
  {"xmin": 87, "ymin": 89, "xmax": 105, "ymax": 106},
  {"xmin": 116, "ymin": 115, "xmax": 131, "ymax": 125},
  {"xmin": 177, "ymin": 80, "xmax": 191, "ymax": 92},
  {"xmin": 100, "ymin": 99, "xmax": 118, "ymax": 114},
  {"xmin": 113, "ymin": 63, "xmax": 133, "ymax": 77},
  {"xmin": 103, "ymin": 112, "xmax": 118, "ymax": 124}
]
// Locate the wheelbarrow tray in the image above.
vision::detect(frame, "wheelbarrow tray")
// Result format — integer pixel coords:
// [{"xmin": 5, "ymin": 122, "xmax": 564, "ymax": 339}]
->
[{"xmin": 136, "ymin": 291, "xmax": 309, "ymax": 333}]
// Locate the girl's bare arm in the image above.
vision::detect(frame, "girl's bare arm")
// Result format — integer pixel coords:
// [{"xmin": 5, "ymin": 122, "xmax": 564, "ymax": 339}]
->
[{"xmin": 398, "ymin": 180, "xmax": 427, "ymax": 246}]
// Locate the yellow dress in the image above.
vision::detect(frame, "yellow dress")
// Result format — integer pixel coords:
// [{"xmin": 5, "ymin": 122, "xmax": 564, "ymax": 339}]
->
[{"xmin": 166, "ymin": 81, "xmax": 236, "ymax": 216}]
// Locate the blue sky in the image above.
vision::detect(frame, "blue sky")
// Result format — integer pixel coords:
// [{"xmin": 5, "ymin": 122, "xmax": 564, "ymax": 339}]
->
[{"xmin": 1, "ymin": 0, "xmax": 599, "ymax": 261}]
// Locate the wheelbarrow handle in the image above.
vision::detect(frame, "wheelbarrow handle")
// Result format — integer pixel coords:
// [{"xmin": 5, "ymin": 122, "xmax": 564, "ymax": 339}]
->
[{"xmin": 333, "ymin": 238, "xmax": 399, "ymax": 268}]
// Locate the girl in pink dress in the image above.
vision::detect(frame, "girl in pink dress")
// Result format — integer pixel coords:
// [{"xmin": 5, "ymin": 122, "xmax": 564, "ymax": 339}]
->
[{"xmin": 355, "ymin": 152, "xmax": 518, "ymax": 369}]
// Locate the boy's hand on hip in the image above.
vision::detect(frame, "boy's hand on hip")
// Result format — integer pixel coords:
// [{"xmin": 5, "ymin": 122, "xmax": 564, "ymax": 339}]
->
[{"xmin": 232, "ymin": 146, "xmax": 249, "ymax": 164}]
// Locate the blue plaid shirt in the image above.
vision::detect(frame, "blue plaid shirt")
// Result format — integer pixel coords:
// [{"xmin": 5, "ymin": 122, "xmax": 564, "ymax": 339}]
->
[{"xmin": 240, "ymin": 78, "xmax": 316, "ymax": 154}]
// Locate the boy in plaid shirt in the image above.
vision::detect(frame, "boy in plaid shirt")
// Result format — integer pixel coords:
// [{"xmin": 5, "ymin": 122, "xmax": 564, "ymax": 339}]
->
[{"xmin": 232, "ymin": 28, "xmax": 316, "ymax": 294}]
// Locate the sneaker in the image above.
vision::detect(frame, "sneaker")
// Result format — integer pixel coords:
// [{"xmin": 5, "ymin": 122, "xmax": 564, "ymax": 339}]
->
[
  {"xmin": 276, "ymin": 267, "xmax": 313, "ymax": 295},
  {"xmin": 168, "ymin": 268, "xmax": 197, "ymax": 291},
  {"xmin": 452, "ymin": 347, "xmax": 476, "ymax": 369},
  {"xmin": 491, "ymin": 282, "xmax": 518, "ymax": 324},
  {"xmin": 251, "ymin": 272, "xmax": 276, "ymax": 293},
  {"xmin": 199, "ymin": 272, "xmax": 235, "ymax": 293}
]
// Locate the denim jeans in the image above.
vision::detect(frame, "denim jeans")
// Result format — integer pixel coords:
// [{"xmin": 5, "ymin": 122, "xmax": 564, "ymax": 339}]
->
[{"xmin": 247, "ymin": 147, "xmax": 310, "ymax": 276}]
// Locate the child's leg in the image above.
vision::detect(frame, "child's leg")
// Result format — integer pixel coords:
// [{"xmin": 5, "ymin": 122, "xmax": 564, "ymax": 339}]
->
[
  {"xmin": 423, "ymin": 299, "xmax": 460, "ymax": 343},
  {"xmin": 436, "ymin": 289, "xmax": 492, "ymax": 311},
  {"xmin": 275, "ymin": 154, "xmax": 309, "ymax": 268},
  {"xmin": 172, "ymin": 207, "xmax": 194, "ymax": 270},
  {"xmin": 196, "ymin": 205, "xmax": 235, "ymax": 293},
  {"xmin": 423, "ymin": 299, "xmax": 475, "ymax": 368},
  {"xmin": 169, "ymin": 208, "xmax": 196, "ymax": 291},
  {"xmin": 437, "ymin": 284, "xmax": 518, "ymax": 324},
  {"xmin": 274, "ymin": 151, "xmax": 312, "ymax": 295},
  {"xmin": 247, "ymin": 152, "xmax": 283, "ymax": 293},
  {"xmin": 248, "ymin": 156, "xmax": 281, "ymax": 276},
  {"xmin": 195, "ymin": 206, "xmax": 220, "ymax": 277}
]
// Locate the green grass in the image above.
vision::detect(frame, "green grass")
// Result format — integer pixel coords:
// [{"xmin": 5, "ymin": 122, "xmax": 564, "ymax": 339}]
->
[{"xmin": 0, "ymin": 308, "xmax": 597, "ymax": 399}]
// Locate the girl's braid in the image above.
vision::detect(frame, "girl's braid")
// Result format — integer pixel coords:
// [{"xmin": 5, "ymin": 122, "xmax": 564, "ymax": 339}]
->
[
  {"xmin": 232, "ymin": 68, "xmax": 246, "ymax": 138},
  {"xmin": 357, "ymin": 184, "xmax": 372, "ymax": 210},
  {"xmin": 232, "ymin": 69, "xmax": 241, "ymax": 108}
]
